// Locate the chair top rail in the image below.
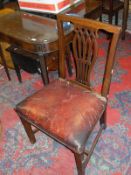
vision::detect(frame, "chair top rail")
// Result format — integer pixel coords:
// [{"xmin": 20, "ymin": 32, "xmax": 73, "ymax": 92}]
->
[{"xmin": 57, "ymin": 14, "xmax": 121, "ymax": 34}]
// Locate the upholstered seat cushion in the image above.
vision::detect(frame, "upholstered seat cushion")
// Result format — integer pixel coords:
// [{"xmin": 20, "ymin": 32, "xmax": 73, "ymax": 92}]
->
[{"xmin": 16, "ymin": 79, "xmax": 106, "ymax": 153}]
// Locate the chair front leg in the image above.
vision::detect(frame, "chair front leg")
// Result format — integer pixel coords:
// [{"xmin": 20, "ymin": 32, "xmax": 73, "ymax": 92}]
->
[
  {"xmin": 74, "ymin": 152, "xmax": 85, "ymax": 175},
  {"xmin": 19, "ymin": 116, "xmax": 36, "ymax": 144}
]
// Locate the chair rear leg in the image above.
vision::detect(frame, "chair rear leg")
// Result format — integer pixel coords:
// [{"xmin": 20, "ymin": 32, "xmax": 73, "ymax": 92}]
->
[
  {"xmin": 20, "ymin": 116, "xmax": 36, "ymax": 144},
  {"xmin": 74, "ymin": 153, "xmax": 85, "ymax": 175}
]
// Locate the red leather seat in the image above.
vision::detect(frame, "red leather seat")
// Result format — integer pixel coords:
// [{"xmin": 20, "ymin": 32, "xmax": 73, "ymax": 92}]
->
[{"xmin": 16, "ymin": 79, "xmax": 106, "ymax": 153}]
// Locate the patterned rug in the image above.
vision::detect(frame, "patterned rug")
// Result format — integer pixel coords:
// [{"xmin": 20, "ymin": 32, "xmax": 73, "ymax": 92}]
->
[{"xmin": 0, "ymin": 33, "xmax": 131, "ymax": 175}]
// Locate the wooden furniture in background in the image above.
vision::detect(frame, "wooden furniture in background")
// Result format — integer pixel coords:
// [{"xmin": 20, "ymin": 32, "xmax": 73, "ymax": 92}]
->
[
  {"xmin": 0, "ymin": 0, "xmax": 103, "ymax": 82},
  {"xmin": 4, "ymin": 0, "xmax": 19, "ymax": 10},
  {"xmin": 0, "ymin": 8, "xmax": 15, "ymax": 80},
  {"xmin": 61, "ymin": 0, "xmax": 102, "ymax": 20},
  {"xmin": 121, "ymin": 0, "xmax": 129, "ymax": 39},
  {"xmin": 84, "ymin": 0, "xmax": 102, "ymax": 19},
  {"xmin": 15, "ymin": 14, "xmax": 121, "ymax": 175},
  {"xmin": 102, "ymin": 0, "xmax": 129, "ymax": 39},
  {"xmin": 0, "ymin": 11, "xmax": 72, "ymax": 84},
  {"xmin": 17, "ymin": 0, "xmax": 102, "ymax": 20},
  {"xmin": 0, "ymin": 41, "xmax": 14, "ymax": 69},
  {"xmin": 102, "ymin": 0, "xmax": 124, "ymax": 24}
]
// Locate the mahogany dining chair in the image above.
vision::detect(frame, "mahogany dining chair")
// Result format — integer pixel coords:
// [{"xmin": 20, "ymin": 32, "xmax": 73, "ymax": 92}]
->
[{"xmin": 15, "ymin": 14, "xmax": 121, "ymax": 175}]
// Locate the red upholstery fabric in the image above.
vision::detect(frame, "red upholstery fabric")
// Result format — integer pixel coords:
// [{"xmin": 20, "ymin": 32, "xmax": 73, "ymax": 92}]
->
[{"xmin": 16, "ymin": 79, "xmax": 106, "ymax": 153}]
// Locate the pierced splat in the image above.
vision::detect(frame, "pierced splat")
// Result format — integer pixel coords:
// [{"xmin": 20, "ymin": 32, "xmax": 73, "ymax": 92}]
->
[{"xmin": 72, "ymin": 25, "xmax": 98, "ymax": 87}]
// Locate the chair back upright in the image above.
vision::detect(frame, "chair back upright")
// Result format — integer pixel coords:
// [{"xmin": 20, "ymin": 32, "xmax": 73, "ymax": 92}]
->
[{"xmin": 57, "ymin": 14, "xmax": 121, "ymax": 98}]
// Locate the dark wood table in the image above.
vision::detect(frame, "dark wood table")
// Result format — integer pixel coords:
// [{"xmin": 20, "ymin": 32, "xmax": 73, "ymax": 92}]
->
[
  {"xmin": 0, "ymin": 0, "xmax": 103, "ymax": 84},
  {"xmin": 0, "ymin": 11, "xmax": 72, "ymax": 84}
]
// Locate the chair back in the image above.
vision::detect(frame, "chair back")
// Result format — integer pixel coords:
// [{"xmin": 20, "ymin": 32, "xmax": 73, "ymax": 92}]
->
[{"xmin": 57, "ymin": 14, "xmax": 121, "ymax": 98}]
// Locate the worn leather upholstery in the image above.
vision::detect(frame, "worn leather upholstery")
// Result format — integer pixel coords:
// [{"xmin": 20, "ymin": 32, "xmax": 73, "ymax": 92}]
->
[{"xmin": 16, "ymin": 79, "xmax": 106, "ymax": 153}]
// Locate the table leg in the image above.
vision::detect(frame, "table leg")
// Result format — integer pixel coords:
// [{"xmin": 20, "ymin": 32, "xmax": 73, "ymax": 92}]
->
[
  {"xmin": 0, "ymin": 43, "xmax": 11, "ymax": 80},
  {"xmin": 10, "ymin": 52, "xmax": 22, "ymax": 83},
  {"xmin": 39, "ymin": 54, "xmax": 49, "ymax": 85},
  {"xmin": 122, "ymin": 0, "xmax": 129, "ymax": 40}
]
